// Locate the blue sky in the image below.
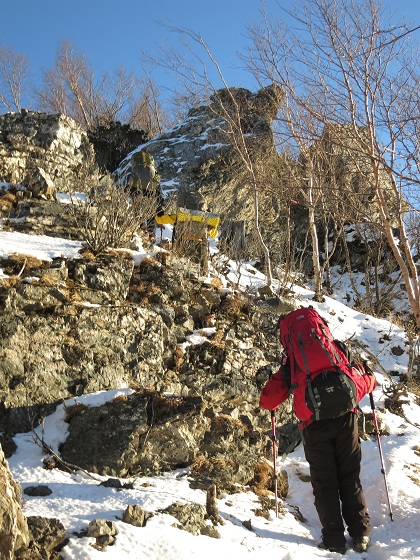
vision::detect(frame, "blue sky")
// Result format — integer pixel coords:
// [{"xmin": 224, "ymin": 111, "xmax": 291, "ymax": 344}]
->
[{"xmin": 2, "ymin": 0, "xmax": 420, "ymax": 99}]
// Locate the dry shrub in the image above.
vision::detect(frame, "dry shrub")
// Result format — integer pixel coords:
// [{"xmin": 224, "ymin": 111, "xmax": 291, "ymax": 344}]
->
[
  {"xmin": 210, "ymin": 277, "xmax": 223, "ymax": 291},
  {"xmin": 219, "ymin": 292, "xmax": 251, "ymax": 321},
  {"xmin": 253, "ymin": 495, "xmax": 285, "ymax": 519},
  {"xmin": 106, "ymin": 249, "xmax": 133, "ymax": 260},
  {"xmin": 210, "ymin": 330, "xmax": 226, "ymax": 349},
  {"xmin": 213, "ymin": 414, "xmax": 248, "ymax": 431},
  {"xmin": 4, "ymin": 253, "xmax": 47, "ymax": 276},
  {"xmin": 130, "ymin": 282, "xmax": 162, "ymax": 304},
  {"xmin": 112, "ymin": 394, "xmax": 130, "ymax": 404},
  {"xmin": 202, "ymin": 313, "xmax": 215, "ymax": 327},
  {"xmin": 383, "ymin": 382, "xmax": 411, "ymax": 417},
  {"xmin": 78, "ymin": 248, "xmax": 96, "ymax": 260},
  {"xmin": 150, "ymin": 394, "xmax": 195, "ymax": 422},
  {"xmin": 34, "ymin": 273, "xmax": 60, "ymax": 287},
  {"xmin": 155, "ymin": 251, "xmax": 168, "ymax": 266},
  {"xmin": 250, "ymin": 460, "xmax": 289, "ymax": 500}
]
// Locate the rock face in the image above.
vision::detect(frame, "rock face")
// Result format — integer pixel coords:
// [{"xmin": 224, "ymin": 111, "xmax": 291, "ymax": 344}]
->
[
  {"xmin": 0, "ymin": 110, "xmax": 97, "ymax": 194},
  {"xmin": 0, "ymin": 444, "xmax": 29, "ymax": 558},
  {"xmin": 60, "ymin": 393, "xmax": 207, "ymax": 477},
  {"xmin": 0, "ymin": 240, "xmax": 281, "ymax": 433},
  {"xmin": 116, "ymin": 85, "xmax": 285, "ymax": 229},
  {"xmin": 60, "ymin": 391, "xmax": 267, "ymax": 491}
]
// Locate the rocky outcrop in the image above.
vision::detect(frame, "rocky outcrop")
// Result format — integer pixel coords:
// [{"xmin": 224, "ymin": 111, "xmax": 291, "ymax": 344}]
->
[
  {"xmin": 0, "ymin": 246, "xmax": 281, "ymax": 434},
  {"xmin": 0, "ymin": 110, "xmax": 97, "ymax": 194},
  {"xmin": 87, "ymin": 121, "xmax": 148, "ymax": 173},
  {"xmin": 60, "ymin": 393, "xmax": 208, "ymax": 477},
  {"xmin": 116, "ymin": 85, "xmax": 285, "ymax": 232},
  {"xmin": 0, "ymin": 444, "xmax": 29, "ymax": 558},
  {"xmin": 59, "ymin": 391, "xmax": 267, "ymax": 492}
]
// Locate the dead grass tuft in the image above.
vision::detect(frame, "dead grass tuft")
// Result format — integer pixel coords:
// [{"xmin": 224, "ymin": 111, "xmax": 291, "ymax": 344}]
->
[
  {"xmin": 106, "ymin": 249, "xmax": 133, "ymax": 260},
  {"xmin": 210, "ymin": 277, "xmax": 223, "ymax": 291},
  {"xmin": 173, "ymin": 344, "xmax": 185, "ymax": 372},
  {"xmin": 191, "ymin": 454, "xmax": 237, "ymax": 475},
  {"xmin": 210, "ymin": 330, "xmax": 226, "ymax": 349},
  {"xmin": 0, "ymin": 276, "xmax": 22, "ymax": 289},
  {"xmin": 64, "ymin": 402, "xmax": 88, "ymax": 422},
  {"xmin": 78, "ymin": 248, "xmax": 97, "ymax": 261},
  {"xmin": 250, "ymin": 461, "xmax": 274, "ymax": 497},
  {"xmin": 219, "ymin": 292, "xmax": 251, "ymax": 321}
]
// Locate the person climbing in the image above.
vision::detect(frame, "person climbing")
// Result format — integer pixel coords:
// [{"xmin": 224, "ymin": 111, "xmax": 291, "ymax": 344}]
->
[
  {"xmin": 130, "ymin": 150, "xmax": 157, "ymax": 195},
  {"xmin": 259, "ymin": 308, "xmax": 377, "ymax": 555},
  {"xmin": 129, "ymin": 150, "xmax": 163, "ymax": 239}
]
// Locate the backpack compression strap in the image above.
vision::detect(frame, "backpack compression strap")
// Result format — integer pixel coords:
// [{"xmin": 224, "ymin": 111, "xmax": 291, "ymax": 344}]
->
[{"xmin": 297, "ymin": 332, "xmax": 322, "ymax": 420}]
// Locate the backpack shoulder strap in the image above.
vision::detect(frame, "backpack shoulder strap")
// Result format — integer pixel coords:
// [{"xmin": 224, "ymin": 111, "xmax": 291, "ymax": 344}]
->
[{"xmin": 280, "ymin": 352, "xmax": 298, "ymax": 395}]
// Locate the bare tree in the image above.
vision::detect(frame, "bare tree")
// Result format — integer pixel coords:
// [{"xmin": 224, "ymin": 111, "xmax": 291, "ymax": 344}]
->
[
  {"xmin": 127, "ymin": 74, "xmax": 168, "ymax": 136},
  {"xmin": 0, "ymin": 44, "xmax": 31, "ymax": 112},
  {"xmin": 245, "ymin": 0, "xmax": 420, "ymax": 331},
  {"xmin": 36, "ymin": 41, "xmax": 167, "ymax": 134}
]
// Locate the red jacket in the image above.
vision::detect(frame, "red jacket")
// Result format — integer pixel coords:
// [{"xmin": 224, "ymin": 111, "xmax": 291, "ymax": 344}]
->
[{"xmin": 259, "ymin": 362, "xmax": 376, "ymax": 427}]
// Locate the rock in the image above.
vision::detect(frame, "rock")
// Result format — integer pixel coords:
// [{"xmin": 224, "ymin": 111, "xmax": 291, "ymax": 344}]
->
[
  {"xmin": 190, "ymin": 413, "xmax": 266, "ymax": 492},
  {"xmin": 0, "ymin": 111, "xmax": 98, "ymax": 192},
  {"xmin": 123, "ymin": 504, "xmax": 151, "ymax": 527},
  {"xmin": 24, "ymin": 485, "xmax": 52, "ymax": 497},
  {"xmin": 0, "ymin": 434, "xmax": 17, "ymax": 458},
  {"xmin": 115, "ymin": 85, "xmax": 289, "ymax": 264},
  {"xmin": 24, "ymin": 516, "xmax": 66, "ymax": 555},
  {"xmin": 87, "ymin": 519, "xmax": 118, "ymax": 550},
  {"xmin": 162, "ymin": 501, "xmax": 209, "ymax": 536},
  {"xmin": 60, "ymin": 392, "xmax": 207, "ymax": 477},
  {"xmin": 0, "ymin": 444, "xmax": 29, "ymax": 559},
  {"xmin": 87, "ymin": 519, "xmax": 118, "ymax": 539}
]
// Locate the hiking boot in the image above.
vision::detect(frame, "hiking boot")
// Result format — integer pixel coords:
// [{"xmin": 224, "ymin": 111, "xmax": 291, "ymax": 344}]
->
[
  {"xmin": 353, "ymin": 536, "xmax": 370, "ymax": 553},
  {"xmin": 318, "ymin": 540, "xmax": 346, "ymax": 554}
]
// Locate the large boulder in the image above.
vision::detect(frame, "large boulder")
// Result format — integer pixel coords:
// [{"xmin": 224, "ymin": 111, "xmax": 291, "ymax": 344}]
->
[
  {"xmin": 59, "ymin": 392, "xmax": 267, "ymax": 491},
  {"xmin": 0, "ymin": 110, "xmax": 98, "ymax": 193},
  {"xmin": 60, "ymin": 392, "xmax": 208, "ymax": 476}
]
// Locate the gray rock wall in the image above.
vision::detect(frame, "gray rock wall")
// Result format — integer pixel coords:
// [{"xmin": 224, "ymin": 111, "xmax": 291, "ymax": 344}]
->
[
  {"xmin": 0, "ymin": 110, "xmax": 97, "ymax": 192},
  {"xmin": 0, "ymin": 249, "xmax": 281, "ymax": 434}
]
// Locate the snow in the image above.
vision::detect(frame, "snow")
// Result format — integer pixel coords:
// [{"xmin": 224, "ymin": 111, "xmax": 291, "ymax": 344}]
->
[
  {"xmin": 1, "ymin": 205, "xmax": 419, "ymax": 559},
  {"xmin": 0, "ymin": 231, "xmax": 84, "ymax": 266}
]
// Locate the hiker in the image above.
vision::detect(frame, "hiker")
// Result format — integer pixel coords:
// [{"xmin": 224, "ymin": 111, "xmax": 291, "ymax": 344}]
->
[
  {"xmin": 156, "ymin": 188, "xmax": 219, "ymax": 275},
  {"xmin": 259, "ymin": 307, "xmax": 377, "ymax": 555},
  {"xmin": 129, "ymin": 150, "xmax": 164, "ymax": 239}
]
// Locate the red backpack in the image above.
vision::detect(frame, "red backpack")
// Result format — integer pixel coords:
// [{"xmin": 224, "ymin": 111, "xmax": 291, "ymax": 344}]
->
[{"xmin": 279, "ymin": 307, "xmax": 364, "ymax": 422}]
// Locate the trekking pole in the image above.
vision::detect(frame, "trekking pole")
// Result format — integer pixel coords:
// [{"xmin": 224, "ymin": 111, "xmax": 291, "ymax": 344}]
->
[
  {"xmin": 369, "ymin": 393, "xmax": 394, "ymax": 521},
  {"xmin": 270, "ymin": 410, "xmax": 279, "ymax": 518}
]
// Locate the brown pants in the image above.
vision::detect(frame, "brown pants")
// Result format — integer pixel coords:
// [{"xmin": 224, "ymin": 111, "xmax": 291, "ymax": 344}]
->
[{"xmin": 302, "ymin": 412, "xmax": 371, "ymax": 549}]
